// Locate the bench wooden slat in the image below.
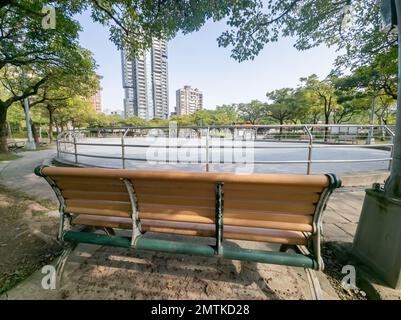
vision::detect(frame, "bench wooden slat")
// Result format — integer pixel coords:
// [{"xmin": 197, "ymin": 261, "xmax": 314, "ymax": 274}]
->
[
  {"xmin": 140, "ymin": 205, "xmax": 214, "ymax": 220},
  {"xmin": 65, "ymin": 206, "xmax": 131, "ymax": 218},
  {"xmin": 139, "ymin": 212, "xmax": 312, "ymax": 232},
  {"xmin": 224, "ymin": 210, "xmax": 313, "ymax": 223},
  {"xmin": 72, "ymin": 215, "xmax": 132, "ymax": 229},
  {"xmin": 132, "ymin": 180, "xmax": 214, "ymax": 189},
  {"xmin": 58, "ymin": 182, "xmax": 127, "ymax": 193},
  {"xmin": 42, "ymin": 167, "xmax": 329, "ymax": 187},
  {"xmin": 224, "ymin": 200, "xmax": 316, "ymax": 214},
  {"xmin": 224, "ymin": 219, "xmax": 313, "ymax": 232},
  {"xmin": 224, "ymin": 190, "xmax": 321, "ymax": 202},
  {"xmin": 54, "ymin": 177, "xmax": 124, "ymax": 186},
  {"xmin": 66, "ymin": 199, "xmax": 131, "ymax": 212},
  {"xmin": 62, "ymin": 190, "xmax": 130, "ymax": 202},
  {"xmin": 224, "ymin": 183, "xmax": 324, "ymax": 193},
  {"xmin": 134, "ymin": 186, "xmax": 215, "ymax": 198},
  {"xmin": 143, "ymin": 226, "xmax": 214, "ymax": 237},
  {"xmin": 136, "ymin": 194, "xmax": 214, "ymax": 207},
  {"xmin": 224, "ymin": 231, "xmax": 307, "ymax": 245}
]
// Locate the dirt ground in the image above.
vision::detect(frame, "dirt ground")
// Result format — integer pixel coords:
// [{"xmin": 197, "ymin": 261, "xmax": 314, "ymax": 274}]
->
[
  {"xmin": 0, "ymin": 185, "xmax": 61, "ymax": 294},
  {"xmin": 321, "ymin": 242, "xmax": 367, "ymax": 300}
]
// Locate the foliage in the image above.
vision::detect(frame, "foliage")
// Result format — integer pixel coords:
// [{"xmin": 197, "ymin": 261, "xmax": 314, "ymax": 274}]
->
[
  {"xmin": 217, "ymin": 0, "xmax": 395, "ymax": 68},
  {"xmin": 237, "ymin": 100, "xmax": 266, "ymax": 124},
  {"xmin": 266, "ymin": 88, "xmax": 307, "ymax": 124}
]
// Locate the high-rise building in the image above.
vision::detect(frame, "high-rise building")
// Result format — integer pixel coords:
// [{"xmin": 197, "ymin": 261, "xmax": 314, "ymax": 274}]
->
[
  {"xmin": 175, "ymin": 86, "xmax": 203, "ymax": 115},
  {"xmin": 121, "ymin": 39, "xmax": 169, "ymax": 119},
  {"xmin": 90, "ymin": 75, "xmax": 103, "ymax": 113}
]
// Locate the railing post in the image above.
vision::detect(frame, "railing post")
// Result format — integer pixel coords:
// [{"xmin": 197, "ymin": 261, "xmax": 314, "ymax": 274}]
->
[
  {"xmin": 122, "ymin": 135, "xmax": 125, "ymax": 169},
  {"xmin": 73, "ymin": 134, "xmax": 78, "ymax": 164},
  {"xmin": 205, "ymin": 126, "xmax": 210, "ymax": 172},
  {"xmin": 385, "ymin": 125, "xmax": 395, "ymax": 171},
  {"xmin": 304, "ymin": 126, "xmax": 313, "ymax": 175},
  {"xmin": 56, "ymin": 137, "xmax": 60, "ymax": 158},
  {"xmin": 232, "ymin": 127, "xmax": 235, "ymax": 165}
]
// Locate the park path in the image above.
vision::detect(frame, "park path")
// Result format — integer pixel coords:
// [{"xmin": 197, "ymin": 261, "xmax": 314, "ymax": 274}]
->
[
  {"xmin": 0, "ymin": 148, "xmax": 57, "ymax": 202},
  {"xmin": 0, "ymin": 148, "xmax": 368, "ymax": 300}
]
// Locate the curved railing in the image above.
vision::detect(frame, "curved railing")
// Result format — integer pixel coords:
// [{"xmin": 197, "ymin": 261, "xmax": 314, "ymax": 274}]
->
[{"xmin": 56, "ymin": 124, "xmax": 395, "ymax": 175}]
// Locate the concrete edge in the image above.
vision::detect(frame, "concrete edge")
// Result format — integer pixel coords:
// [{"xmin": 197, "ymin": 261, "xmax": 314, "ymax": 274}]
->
[{"xmin": 339, "ymin": 171, "xmax": 390, "ymax": 187}]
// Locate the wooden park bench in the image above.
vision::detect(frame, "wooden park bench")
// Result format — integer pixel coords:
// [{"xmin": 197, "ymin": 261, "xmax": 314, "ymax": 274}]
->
[
  {"xmin": 7, "ymin": 139, "xmax": 25, "ymax": 151},
  {"xmin": 34, "ymin": 166, "xmax": 341, "ymax": 284},
  {"xmin": 335, "ymin": 134, "xmax": 357, "ymax": 144}
]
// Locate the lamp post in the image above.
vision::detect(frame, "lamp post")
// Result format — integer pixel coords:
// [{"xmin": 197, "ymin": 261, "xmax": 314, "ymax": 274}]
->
[
  {"xmin": 21, "ymin": 66, "xmax": 36, "ymax": 150},
  {"xmin": 23, "ymin": 97, "xmax": 36, "ymax": 150},
  {"xmin": 352, "ymin": 0, "xmax": 401, "ymax": 289}
]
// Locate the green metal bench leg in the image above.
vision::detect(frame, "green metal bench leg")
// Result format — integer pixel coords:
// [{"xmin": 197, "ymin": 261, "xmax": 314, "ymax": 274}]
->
[{"xmin": 215, "ymin": 182, "xmax": 224, "ymax": 255}]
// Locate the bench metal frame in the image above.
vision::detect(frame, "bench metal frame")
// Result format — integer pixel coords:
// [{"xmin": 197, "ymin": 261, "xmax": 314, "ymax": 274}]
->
[{"xmin": 35, "ymin": 165, "xmax": 340, "ymax": 285}]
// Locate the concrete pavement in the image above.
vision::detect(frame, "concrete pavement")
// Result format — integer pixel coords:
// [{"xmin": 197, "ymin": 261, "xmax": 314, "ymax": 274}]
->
[{"xmin": 0, "ymin": 149, "xmax": 57, "ymax": 202}]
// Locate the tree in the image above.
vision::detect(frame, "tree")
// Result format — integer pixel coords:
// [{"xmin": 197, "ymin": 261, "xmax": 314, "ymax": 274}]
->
[
  {"xmin": 333, "ymin": 93, "xmax": 370, "ymax": 124},
  {"xmin": 375, "ymin": 95, "xmax": 397, "ymax": 126},
  {"xmin": 266, "ymin": 88, "xmax": 305, "ymax": 126},
  {"xmin": 335, "ymin": 48, "xmax": 397, "ymax": 97},
  {"xmin": 300, "ymin": 75, "xmax": 340, "ymax": 140},
  {"xmin": 1, "ymin": 1, "xmax": 265, "ymax": 61},
  {"xmin": 214, "ymin": 105, "xmax": 238, "ymax": 124},
  {"xmin": 122, "ymin": 116, "xmax": 148, "ymax": 127},
  {"xmin": 217, "ymin": 0, "xmax": 395, "ymax": 69},
  {"xmin": 334, "ymin": 49, "xmax": 398, "ymax": 127},
  {"xmin": 2, "ymin": 0, "xmax": 306, "ymax": 152},
  {"xmin": 237, "ymin": 100, "xmax": 267, "ymax": 124},
  {"xmin": 29, "ymin": 60, "xmax": 99, "ymax": 143},
  {"xmin": 0, "ymin": 0, "xmax": 98, "ymax": 152},
  {"xmin": 53, "ymin": 97, "xmax": 95, "ymax": 131},
  {"xmin": 4, "ymin": 103, "xmax": 24, "ymax": 136}
]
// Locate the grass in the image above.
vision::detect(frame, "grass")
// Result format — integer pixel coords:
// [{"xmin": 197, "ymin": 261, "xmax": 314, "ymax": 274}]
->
[{"xmin": 0, "ymin": 153, "xmax": 21, "ymax": 162}]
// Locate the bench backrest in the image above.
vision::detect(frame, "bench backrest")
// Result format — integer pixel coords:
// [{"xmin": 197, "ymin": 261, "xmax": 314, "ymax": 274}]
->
[{"xmin": 36, "ymin": 167, "xmax": 339, "ymax": 246}]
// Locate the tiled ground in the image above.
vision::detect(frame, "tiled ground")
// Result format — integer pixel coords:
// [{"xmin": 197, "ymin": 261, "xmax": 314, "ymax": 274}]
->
[{"xmin": 323, "ymin": 188, "xmax": 365, "ymax": 242}]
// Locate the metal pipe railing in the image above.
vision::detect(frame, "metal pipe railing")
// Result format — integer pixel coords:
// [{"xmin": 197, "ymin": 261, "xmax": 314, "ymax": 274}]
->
[{"xmin": 57, "ymin": 125, "xmax": 395, "ymax": 174}]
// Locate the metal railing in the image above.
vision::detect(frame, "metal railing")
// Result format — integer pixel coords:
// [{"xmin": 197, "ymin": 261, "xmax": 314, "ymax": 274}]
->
[{"xmin": 56, "ymin": 124, "xmax": 395, "ymax": 174}]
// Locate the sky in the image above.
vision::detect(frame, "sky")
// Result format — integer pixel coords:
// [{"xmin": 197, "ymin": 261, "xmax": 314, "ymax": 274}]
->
[{"xmin": 76, "ymin": 11, "xmax": 340, "ymax": 114}]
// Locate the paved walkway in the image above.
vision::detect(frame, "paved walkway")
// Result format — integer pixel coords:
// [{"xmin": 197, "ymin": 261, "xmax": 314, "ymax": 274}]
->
[
  {"xmin": 323, "ymin": 189, "xmax": 365, "ymax": 243},
  {"xmin": 0, "ymin": 149, "xmax": 57, "ymax": 201},
  {"xmin": 0, "ymin": 149, "xmax": 372, "ymax": 300}
]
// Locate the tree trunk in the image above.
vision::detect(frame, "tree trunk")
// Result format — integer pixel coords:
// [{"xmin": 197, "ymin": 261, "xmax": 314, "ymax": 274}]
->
[
  {"xmin": 324, "ymin": 115, "xmax": 330, "ymax": 142},
  {"xmin": 48, "ymin": 107, "xmax": 54, "ymax": 144},
  {"xmin": 0, "ymin": 106, "xmax": 8, "ymax": 153},
  {"xmin": 31, "ymin": 123, "xmax": 40, "ymax": 145},
  {"xmin": 385, "ymin": 0, "xmax": 401, "ymax": 198}
]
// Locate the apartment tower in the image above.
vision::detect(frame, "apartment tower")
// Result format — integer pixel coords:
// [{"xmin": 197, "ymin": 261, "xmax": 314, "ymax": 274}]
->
[
  {"xmin": 121, "ymin": 39, "xmax": 169, "ymax": 119},
  {"xmin": 90, "ymin": 75, "xmax": 103, "ymax": 113},
  {"xmin": 176, "ymin": 86, "xmax": 203, "ymax": 115}
]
